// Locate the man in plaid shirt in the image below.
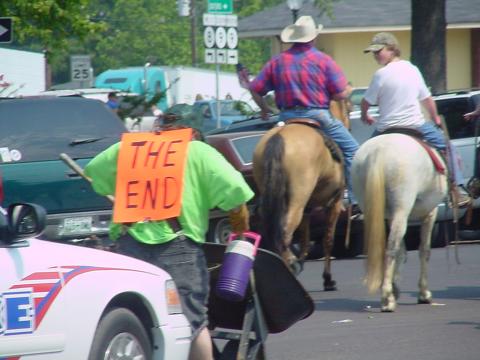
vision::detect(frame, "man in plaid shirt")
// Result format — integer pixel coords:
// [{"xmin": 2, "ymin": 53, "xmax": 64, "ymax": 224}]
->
[{"xmin": 249, "ymin": 15, "xmax": 360, "ymax": 210}]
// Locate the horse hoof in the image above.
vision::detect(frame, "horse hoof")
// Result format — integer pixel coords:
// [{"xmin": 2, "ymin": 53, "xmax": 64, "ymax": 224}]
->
[
  {"xmin": 290, "ymin": 261, "xmax": 303, "ymax": 275},
  {"xmin": 418, "ymin": 290, "xmax": 432, "ymax": 304},
  {"xmin": 324, "ymin": 280, "xmax": 337, "ymax": 292},
  {"xmin": 381, "ymin": 306, "xmax": 395, "ymax": 313},
  {"xmin": 418, "ymin": 297, "xmax": 433, "ymax": 304}
]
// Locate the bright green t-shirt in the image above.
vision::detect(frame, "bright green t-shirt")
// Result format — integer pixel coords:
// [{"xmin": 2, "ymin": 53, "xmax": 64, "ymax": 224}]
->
[{"xmin": 84, "ymin": 140, "xmax": 254, "ymax": 244}]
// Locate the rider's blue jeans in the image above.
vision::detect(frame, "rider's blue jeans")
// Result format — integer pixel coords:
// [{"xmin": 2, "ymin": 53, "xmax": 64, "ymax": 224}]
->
[
  {"xmin": 279, "ymin": 108, "xmax": 360, "ymax": 203},
  {"xmin": 372, "ymin": 122, "xmax": 465, "ymax": 185}
]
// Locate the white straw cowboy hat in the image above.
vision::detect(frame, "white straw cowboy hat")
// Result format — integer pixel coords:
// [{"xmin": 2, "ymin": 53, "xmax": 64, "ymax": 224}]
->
[{"xmin": 280, "ymin": 16, "xmax": 323, "ymax": 43}]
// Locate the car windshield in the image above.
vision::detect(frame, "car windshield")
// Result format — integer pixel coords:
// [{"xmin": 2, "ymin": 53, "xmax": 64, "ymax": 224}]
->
[
  {"xmin": 219, "ymin": 101, "xmax": 253, "ymax": 116},
  {"xmin": 0, "ymin": 97, "xmax": 126, "ymax": 162}
]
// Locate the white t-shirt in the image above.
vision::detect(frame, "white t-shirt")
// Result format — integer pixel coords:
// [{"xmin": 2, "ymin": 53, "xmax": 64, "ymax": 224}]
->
[{"xmin": 364, "ymin": 60, "xmax": 431, "ymax": 132}]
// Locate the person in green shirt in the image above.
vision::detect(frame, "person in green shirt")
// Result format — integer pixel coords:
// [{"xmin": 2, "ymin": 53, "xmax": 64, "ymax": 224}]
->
[{"xmin": 84, "ymin": 128, "xmax": 254, "ymax": 360}]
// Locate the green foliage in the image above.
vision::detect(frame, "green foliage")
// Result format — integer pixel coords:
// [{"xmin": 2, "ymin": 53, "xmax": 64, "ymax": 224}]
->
[
  {"xmin": 4, "ymin": 0, "xmax": 336, "ymax": 86},
  {"xmin": 1, "ymin": 0, "xmax": 104, "ymax": 60}
]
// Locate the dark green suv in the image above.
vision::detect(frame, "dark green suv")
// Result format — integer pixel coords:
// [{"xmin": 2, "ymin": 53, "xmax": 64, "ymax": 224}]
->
[{"xmin": 0, "ymin": 96, "xmax": 127, "ymax": 242}]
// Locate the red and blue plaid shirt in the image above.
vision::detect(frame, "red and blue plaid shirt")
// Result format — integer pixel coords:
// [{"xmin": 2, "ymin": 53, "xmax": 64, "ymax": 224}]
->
[{"xmin": 249, "ymin": 43, "xmax": 347, "ymax": 110}]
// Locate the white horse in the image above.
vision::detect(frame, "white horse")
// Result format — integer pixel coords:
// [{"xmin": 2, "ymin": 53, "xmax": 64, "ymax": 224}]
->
[{"xmin": 351, "ymin": 133, "xmax": 448, "ymax": 312}]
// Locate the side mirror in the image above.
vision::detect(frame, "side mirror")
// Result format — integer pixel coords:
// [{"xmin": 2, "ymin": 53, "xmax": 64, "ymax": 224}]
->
[{"xmin": 7, "ymin": 203, "xmax": 46, "ymax": 242}]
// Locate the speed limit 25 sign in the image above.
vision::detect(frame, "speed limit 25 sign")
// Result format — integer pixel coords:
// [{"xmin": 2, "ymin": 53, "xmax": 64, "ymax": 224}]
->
[{"xmin": 70, "ymin": 55, "xmax": 92, "ymax": 83}]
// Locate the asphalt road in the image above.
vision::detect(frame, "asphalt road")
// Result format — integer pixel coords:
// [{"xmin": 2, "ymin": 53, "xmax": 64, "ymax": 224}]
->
[{"xmin": 263, "ymin": 243, "xmax": 480, "ymax": 360}]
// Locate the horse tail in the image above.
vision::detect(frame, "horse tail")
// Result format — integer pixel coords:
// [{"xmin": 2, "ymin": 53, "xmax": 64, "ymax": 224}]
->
[
  {"xmin": 260, "ymin": 133, "xmax": 289, "ymax": 254},
  {"xmin": 364, "ymin": 151, "xmax": 386, "ymax": 293}
]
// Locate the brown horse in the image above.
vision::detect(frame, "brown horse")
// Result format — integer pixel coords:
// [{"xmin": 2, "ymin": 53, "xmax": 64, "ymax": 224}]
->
[{"xmin": 252, "ymin": 121, "xmax": 345, "ymax": 291}]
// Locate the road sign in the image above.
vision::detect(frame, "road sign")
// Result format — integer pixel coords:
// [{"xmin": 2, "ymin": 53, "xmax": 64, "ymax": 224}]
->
[
  {"xmin": 204, "ymin": 26, "xmax": 215, "ymax": 48},
  {"xmin": 0, "ymin": 18, "xmax": 12, "ymax": 43},
  {"xmin": 205, "ymin": 49, "xmax": 216, "ymax": 64},
  {"xmin": 226, "ymin": 28, "xmax": 238, "ymax": 49},
  {"xmin": 202, "ymin": 13, "xmax": 238, "ymax": 65},
  {"xmin": 215, "ymin": 27, "xmax": 227, "ymax": 49},
  {"xmin": 203, "ymin": 13, "xmax": 237, "ymax": 27},
  {"xmin": 227, "ymin": 50, "xmax": 238, "ymax": 65},
  {"xmin": 70, "ymin": 55, "xmax": 92, "ymax": 83},
  {"xmin": 207, "ymin": 0, "xmax": 233, "ymax": 14}
]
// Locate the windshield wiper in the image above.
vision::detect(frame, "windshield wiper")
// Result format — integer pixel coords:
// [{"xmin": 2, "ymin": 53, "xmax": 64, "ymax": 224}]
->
[{"xmin": 69, "ymin": 137, "xmax": 105, "ymax": 146}]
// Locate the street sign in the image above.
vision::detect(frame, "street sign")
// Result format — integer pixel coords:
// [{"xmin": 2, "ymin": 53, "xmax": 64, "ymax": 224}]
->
[
  {"xmin": 0, "ymin": 18, "xmax": 12, "ymax": 43},
  {"xmin": 226, "ymin": 27, "xmax": 238, "ymax": 49},
  {"xmin": 70, "ymin": 55, "xmax": 92, "ymax": 84},
  {"xmin": 202, "ymin": 13, "xmax": 238, "ymax": 65},
  {"xmin": 215, "ymin": 27, "xmax": 227, "ymax": 49},
  {"xmin": 204, "ymin": 26, "xmax": 215, "ymax": 48},
  {"xmin": 227, "ymin": 50, "xmax": 238, "ymax": 65},
  {"xmin": 207, "ymin": 0, "xmax": 233, "ymax": 14},
  {"xmin": 205, "ymin": 49, "xmax": 216, "ymax": 64},
  {"xmin": 203, "ymin": 13, "xmax": 237, "ymax": 27}
]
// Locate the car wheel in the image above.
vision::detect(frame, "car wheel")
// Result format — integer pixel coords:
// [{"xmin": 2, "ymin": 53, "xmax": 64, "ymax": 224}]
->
[
  {"xmin": 207, "ymin": 217, "xmax": 231, "ymax": 244},
  {"xmin": 88, "ymin": 307, "xmax": 152, "ymax": 360}
]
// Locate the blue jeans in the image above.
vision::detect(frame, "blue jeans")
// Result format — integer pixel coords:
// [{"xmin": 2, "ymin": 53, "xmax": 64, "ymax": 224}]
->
[
  {"xmin": 372, "ymin": 122, "xmax": 464, "ymax": 185},
  {"xmin": 279, "ymin": 108, "xmax": 359, "ymax": 203}
]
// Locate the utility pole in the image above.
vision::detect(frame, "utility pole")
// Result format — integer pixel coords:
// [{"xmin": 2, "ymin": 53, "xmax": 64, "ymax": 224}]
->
[{"xmin": 190, "ymin": 0, "xmax": 197, "ymax": 67}]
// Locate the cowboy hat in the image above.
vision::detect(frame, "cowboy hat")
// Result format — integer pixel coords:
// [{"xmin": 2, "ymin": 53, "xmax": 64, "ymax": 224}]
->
[{"xmin": 280, "ymin": 16, "xmax": 323, "ymax": 43}]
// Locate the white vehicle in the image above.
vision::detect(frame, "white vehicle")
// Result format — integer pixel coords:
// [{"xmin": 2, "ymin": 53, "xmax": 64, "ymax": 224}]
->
[
  {"xmin": 0, "ymin": 48, "xmax": 46, "ymax": 97},
  {"xmin": 0, "ymin": 203, "xmax": 191, "ymax": 359}
]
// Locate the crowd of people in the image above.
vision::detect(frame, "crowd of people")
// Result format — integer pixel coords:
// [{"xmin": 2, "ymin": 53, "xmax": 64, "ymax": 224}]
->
[{"xmin": 88, "ymin": 15, "xmax": 478, "ymax": 360}]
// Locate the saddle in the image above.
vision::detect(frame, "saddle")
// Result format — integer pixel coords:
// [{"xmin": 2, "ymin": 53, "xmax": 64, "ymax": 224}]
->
[
  {"xmin": 379, "ymin": 127, "xmax": 446, "ymax": 175},
  {"xmin": 285, "ymin": 118, "xmax": 343, "ymax": 164}
]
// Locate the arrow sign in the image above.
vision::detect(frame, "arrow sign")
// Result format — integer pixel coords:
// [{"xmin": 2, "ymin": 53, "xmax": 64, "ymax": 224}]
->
[{"xmin": 0, "ymin": 18, "xmax": 12, "ymax": 43}]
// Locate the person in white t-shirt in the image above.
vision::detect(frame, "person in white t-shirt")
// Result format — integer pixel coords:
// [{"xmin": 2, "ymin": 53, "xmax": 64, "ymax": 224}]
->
[{"xmin": 361, "ymin": 32, "xmax": 471, "ymax": 208}]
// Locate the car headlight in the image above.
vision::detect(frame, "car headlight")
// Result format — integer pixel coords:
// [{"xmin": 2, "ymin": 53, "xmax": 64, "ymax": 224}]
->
[{"xmin": 165, "ymin": 279, "xmax": 183, "ymax": 315}]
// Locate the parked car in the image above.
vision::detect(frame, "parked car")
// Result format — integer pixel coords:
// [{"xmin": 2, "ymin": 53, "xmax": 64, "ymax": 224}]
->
[
  {"xmin": 170, "ymin": 99, "xmax": 257, "ymax": 134},
  {"xmin": 41, "ymin": 88, "xmax": 160, "ymax": 133},
  {"xmin": 0, "ymin": 96, "xmax": 127, "ymax": 243},
  {"xmin": 0, "ymin": 202, "xmax": 191, "ymax": 359},
  {"xmin": 348, "ymin": 86, "xmax": 368, "ymax": 112}
]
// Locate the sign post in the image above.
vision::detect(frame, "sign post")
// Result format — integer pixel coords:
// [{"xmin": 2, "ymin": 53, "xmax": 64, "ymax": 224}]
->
[{"xmin": 203, "ymin": 2, "xmax": 238, "ymax": 128}]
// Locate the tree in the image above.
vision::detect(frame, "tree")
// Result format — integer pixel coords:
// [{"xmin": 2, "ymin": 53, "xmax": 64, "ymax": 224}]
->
[
  {"xmin": 1, "ymin": 1, "xmax": 104, "ymax": 57},
  {"xmin": 411, "ymin": 0, "xmax": 446, "ymax": 94}
]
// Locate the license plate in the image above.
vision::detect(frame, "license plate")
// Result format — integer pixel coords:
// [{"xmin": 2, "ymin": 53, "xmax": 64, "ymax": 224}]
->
[{"xmin": 60, "ymin": 216, "xmax": 93, "ymax": 236}]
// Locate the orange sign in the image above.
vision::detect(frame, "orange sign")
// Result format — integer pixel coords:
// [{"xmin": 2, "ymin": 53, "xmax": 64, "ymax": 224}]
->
[{"xmin": 113, "ymin": 129, "xmax": 192, "ymax": 223}]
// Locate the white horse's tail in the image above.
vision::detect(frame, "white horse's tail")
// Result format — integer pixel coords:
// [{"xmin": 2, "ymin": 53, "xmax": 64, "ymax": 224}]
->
[{"xmin": 364, "ymin": 151, "xmax": 386, "ymax": 293}]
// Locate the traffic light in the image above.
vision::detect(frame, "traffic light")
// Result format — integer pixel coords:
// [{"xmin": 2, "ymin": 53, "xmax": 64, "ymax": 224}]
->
[{"xmin": 177, "ymin": 0, "xmax": 190, "ymax": 17}]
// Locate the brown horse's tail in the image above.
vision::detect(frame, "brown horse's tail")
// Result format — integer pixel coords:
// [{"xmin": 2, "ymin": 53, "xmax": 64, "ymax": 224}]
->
[
  {"xmin": 363, "ymin": 151, "xmax": 386, "ymax": 293},
  {"xmin": 260, "ymin": 133, "xmax": 289, "ymax": 254}
]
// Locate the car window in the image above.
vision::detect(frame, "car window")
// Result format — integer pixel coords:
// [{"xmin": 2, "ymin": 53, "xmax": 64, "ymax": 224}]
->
[
  {"xmin": 349, "ymin": 88, "xmax": 366, "ymax": 107},
  {"xmin": 230, "ymin": 134, "xmax": 263, "ymax": 164},
  {"xmin": 0, "ymin": 97, "xmax": 126, "ymax": 162},
  {"xmin": 219, "ymin": 101, "xmax": 253, "ymax": 116},
  {"xmin": 436, "ymin": 97, "xmax": 473, "ymax": 140}
]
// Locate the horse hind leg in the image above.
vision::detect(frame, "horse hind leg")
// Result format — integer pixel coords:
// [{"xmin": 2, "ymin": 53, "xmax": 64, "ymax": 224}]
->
[
  {"xmin": 417, "ymin": 208, "xmax": 437, "ymax": 304},
  {"xmin": 282, "ymin": 205, "xmax": 305, "ymax": 274},
  {"xmin": 382, "ymin": 212, "xmax": 409, "ymax": 312},
  {"xmin": 321, "ymin": 199, "xmax": 343, "ymax": 292}
]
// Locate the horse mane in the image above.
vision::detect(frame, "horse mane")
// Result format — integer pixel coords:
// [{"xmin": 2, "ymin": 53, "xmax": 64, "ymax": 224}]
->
[{"xmin": 260, "ymin": 133, "xmax": 289, "ymax": 254}]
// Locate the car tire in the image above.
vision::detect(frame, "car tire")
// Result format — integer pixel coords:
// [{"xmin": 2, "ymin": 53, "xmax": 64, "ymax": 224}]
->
[
  {"xmin": 88, "ymin": 307, "xmax": 152, "ymax": 360},
  {"xmin": 207, "ymin": 217, "xmax": 232, "ymax": 244}
]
